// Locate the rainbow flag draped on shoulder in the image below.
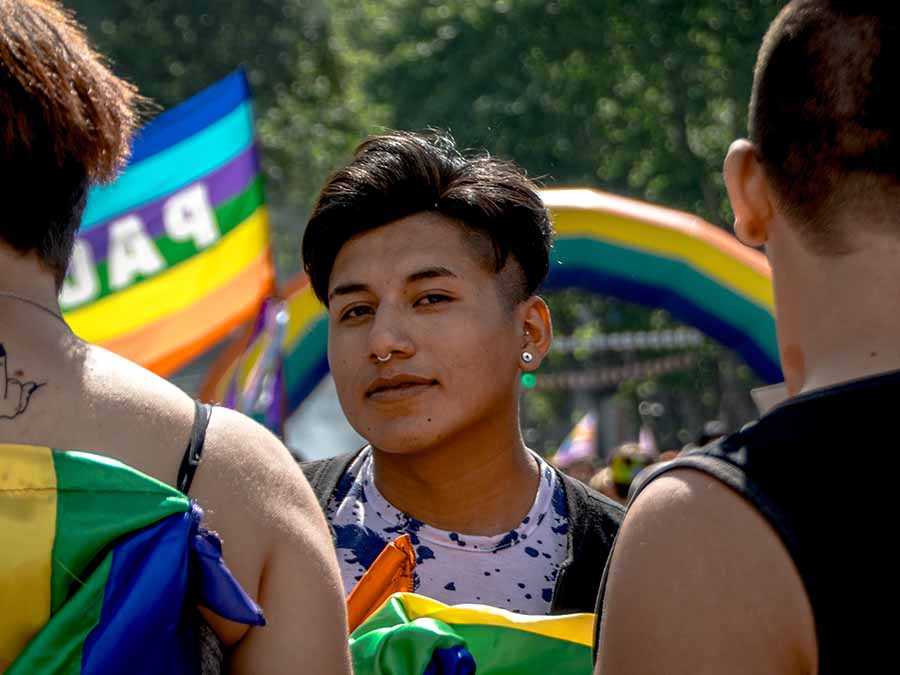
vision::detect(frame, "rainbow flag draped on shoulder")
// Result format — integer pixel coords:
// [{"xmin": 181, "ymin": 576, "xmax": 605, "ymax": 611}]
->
[
  {"xmin": 61, "ymin": 71, "xmax": 274, "ymax": 376},
  {"xmin": 1, "ymin": 444, "xmax": 264, "ymax": 673},
  {"xmin": 350, "ymin": 593, "xmax": 594, "ymax": 675}
]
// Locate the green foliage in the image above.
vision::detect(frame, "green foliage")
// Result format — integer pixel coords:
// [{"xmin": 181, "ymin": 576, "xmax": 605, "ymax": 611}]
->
[{"xmin": 335, "ymin": 0, "xmax": 780, "ymax": 224}]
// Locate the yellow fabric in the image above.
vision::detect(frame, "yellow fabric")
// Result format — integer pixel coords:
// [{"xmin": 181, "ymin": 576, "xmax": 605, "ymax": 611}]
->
[
  {"xmin": 396, "ymin": 592, "xmax": 595, "ymax": 648},
  {"xmin": 0, "ymin": 445, "xmax": 57, "ymax": 665},
  {"xmin": 66, "ymin": 208, "xmax": 269, "ymax": 343}
]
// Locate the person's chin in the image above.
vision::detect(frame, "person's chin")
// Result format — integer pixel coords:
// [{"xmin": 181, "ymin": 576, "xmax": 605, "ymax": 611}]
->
[{"xmin": 362, "ymin": 417, "xmax": 450, "ymax": 455}]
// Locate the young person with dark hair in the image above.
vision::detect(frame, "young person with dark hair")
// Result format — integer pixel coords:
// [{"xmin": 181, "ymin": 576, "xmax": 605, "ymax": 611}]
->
[
  {"xmin": 0, "ymin": 2, "xmax": 350, "ymax": 672},
  {"xmin": 301, "ymin": 131, "xmax": 623, "ymax": 614},
  {"xmin": 596, "ymin": 3, "xmax": 899, "ymax": 673}
]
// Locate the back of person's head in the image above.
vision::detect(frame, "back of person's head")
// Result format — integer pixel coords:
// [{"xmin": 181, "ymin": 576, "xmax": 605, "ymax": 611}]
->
[
  {"xmin": 750, "ymin": 0, "xmax": 900, "ymax": 252},
  {"xmin": 0, "ymin": 0, "xmax": 139, "ymax": 285},
  {"xmin": 302, "ymin": 130, "xmax": 553, "ymax": 305}
]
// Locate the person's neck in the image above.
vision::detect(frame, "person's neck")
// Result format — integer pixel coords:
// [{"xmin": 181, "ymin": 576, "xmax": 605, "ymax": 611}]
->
[
  {"xmin": 371, "ymin": 406, "xmax": 539, "ymax": 536},
  {"xmin": 781, "ymin": 235, "xmax": 900, "ymax": 395},
  {"xmin": 0, "ymin": 248, "xmax": 64, "ymax": 320},
  {"xmin": 0, "ymin": 248, "xmax": 73, "ymax": 360}
]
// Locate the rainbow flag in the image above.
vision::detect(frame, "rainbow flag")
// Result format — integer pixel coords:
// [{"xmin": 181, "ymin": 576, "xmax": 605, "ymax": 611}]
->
[
  {"xmin": 553, "ymin": 412, "xmax": 599, "ymax": 468},
  {"xmin": 350, "ymin": 593, "xmax": 594, "ymax": 675},
  {"xmin": 61, "ymin": 71, "xmax": 274, "ymax": 376},
  {"xmin": 1, "ymin": 444, "xmax": 264, "ymax": 673},
  {"xmin": 202, "ymin": 275, "xmax": 328, "ymax": 418},
  {"xmin": 216, "ymin": 297, "xmax": 288, "ymax": 434}
]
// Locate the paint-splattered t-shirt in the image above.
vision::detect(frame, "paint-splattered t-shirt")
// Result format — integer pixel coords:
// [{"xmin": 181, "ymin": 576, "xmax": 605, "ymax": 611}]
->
[{"xmin": 326, "ymin": 447, "xmax": 570, "ymax": 614}]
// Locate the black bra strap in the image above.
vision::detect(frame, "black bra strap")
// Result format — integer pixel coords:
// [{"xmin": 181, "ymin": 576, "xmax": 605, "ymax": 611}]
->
[{"xmin": 177, "ymin": 400, "xmax": 213, "ymax": 495}]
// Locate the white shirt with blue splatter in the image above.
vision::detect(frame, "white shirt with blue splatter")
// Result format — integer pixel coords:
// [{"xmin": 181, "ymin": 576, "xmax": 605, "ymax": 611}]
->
[{"xmin": 326, "ymin": 447, "xmax": 570, "ymax": 614}]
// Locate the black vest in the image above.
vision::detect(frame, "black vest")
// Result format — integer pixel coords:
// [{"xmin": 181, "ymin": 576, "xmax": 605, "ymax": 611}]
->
[
  {"xmin": 301, "ymin": 449, "xmax": 623, "ymax": 614},
  {"xmin": 596, "ymin": 370, "xmax": 900, "ymax": 672}
]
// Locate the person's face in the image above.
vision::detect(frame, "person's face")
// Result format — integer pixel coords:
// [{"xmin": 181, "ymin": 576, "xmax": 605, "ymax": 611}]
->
[{"xmin": 326, "ymin": 212, "xmax": 543, "ymax": 454}]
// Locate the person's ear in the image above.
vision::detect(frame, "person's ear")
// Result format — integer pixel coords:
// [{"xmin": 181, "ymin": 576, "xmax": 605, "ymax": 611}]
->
[
  {"xmin": 724, "ymin": 139, "xmax": 775, "ymax": 248},
  {"xmin": 519, "ymin": 296, "xmax": 552, "ymax": 370}
]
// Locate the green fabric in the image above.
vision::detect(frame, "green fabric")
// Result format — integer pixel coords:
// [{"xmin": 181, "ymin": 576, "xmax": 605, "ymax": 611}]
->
[
  {"xmin": 50, "ymin": 450, "xmax": 189, "ymax": 613},
  {"xmin": 350, "ymin": 596, "xmax": 594, "ymax": 675},
  {"xmin": 351, "ymin": 617, "xmax": 467, "ymax": 675},
  {"xmin": 8, "ymin": 555, "xmax": 113, "ymax": 675}
]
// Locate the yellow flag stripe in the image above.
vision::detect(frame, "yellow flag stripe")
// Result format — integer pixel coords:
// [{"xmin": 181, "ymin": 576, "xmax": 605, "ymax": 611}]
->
[
  {"xmin": 552, "ymin": 208, "xmax": 774, "ymax": 311},
  {"xmin": 0, "ymin": 444, "xmax": 57, "ymax": 665},
  {"xmin": 65, "ymin": 208, "xmax": 269, "ymax": 344},
  {"xmin": 397, "ymin": 592, "xmax": 595, "ymax": 648}
]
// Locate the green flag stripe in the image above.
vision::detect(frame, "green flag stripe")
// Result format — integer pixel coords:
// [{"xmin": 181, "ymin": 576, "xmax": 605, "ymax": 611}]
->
[
  {"xmin": 68, "ymin": 175, "xmax": 265, "ymax": 310},
  {"xmin": 8, "ymin": 555, "xmax": 113, "ymax": 674},
  {"xmin": 50, "ymin": 450, "xmax": 188, "ymax": 613}
]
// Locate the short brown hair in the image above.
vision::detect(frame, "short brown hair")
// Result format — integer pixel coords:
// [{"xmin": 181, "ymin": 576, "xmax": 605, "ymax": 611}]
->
[
  {"xmin": 750, "ymin": 1, "xmax": 900, "ymax": 253},
  {"xmin": 302, "ymin": 131, "xmax": 553, "ymax": 305},
  {"xmin": 0, "ymin": 0, "xmax": 141, "ymax": 283}
]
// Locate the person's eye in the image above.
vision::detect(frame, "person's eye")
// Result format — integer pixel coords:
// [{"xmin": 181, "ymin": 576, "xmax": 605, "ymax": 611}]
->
[
  {"xmin": 415, "ymin": 293, "xmax": 453, "ymax": 307},
  {"xmin": 339, "ymin": 305, "xmax": 374, "ymax": 321}
]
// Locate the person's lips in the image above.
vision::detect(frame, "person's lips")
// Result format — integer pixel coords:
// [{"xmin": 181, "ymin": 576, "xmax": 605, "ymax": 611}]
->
[{"xmin": 365, "ymin": 374, "xmax": 438, "ymax": 401}]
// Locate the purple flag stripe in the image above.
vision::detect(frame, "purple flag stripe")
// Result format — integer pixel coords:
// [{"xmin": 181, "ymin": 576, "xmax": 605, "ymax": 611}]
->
[{"xmin": 80, "ymin": 145, "xmax": 261, "ymax": 262}]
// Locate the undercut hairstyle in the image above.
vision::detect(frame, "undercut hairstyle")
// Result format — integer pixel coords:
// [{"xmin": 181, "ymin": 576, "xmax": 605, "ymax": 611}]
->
[
  {"xmin": 302, "ymin": 131, "xmax": 554, "ymax": 306},
  {"xmin": 750, "ymin": 1, "xmax": 900, "ymax": 253},
  {"xmin": 0, "ymin": 0, "xmax": 140, "ymax": 285}
]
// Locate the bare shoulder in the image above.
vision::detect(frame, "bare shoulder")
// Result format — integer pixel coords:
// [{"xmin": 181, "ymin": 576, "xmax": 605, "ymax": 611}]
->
[
  {"xmin": 191, "ymin": 405, "xmax": 324, "ymax": 536},
  {"xmin": 596, "ymin": 469, "xmax": 817, "ymax": 675}
]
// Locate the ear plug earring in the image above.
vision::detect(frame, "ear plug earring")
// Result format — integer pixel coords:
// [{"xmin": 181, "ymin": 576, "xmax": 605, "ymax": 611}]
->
[{"xmin": 521, "ymin": 351, "xmax": 534, "ymax": 364}]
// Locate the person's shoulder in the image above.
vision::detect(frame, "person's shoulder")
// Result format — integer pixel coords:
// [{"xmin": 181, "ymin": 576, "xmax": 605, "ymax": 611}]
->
[
  {"xmin": 203, "ymin": 406, "xmax": 311, "ymax": 503},
  {"xmin": 596, "ymin": 468, "xmax": 817, "ymax": 675}
]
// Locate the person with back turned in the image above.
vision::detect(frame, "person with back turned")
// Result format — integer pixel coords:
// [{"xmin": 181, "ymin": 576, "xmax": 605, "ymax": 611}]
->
[{"xmin": 596, "ymin": 3, "xmax": 900, "ymax": 674}]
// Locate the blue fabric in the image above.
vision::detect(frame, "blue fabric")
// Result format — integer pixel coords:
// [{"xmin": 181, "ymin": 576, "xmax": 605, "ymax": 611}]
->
[
  {"xmin": 129, "ymin": 70, "xmax": 251, "ymax": 165},
  {"xmin": 193, "ymin": 524, "xmax": 266, "ymax": 626},
  {"xmin": 80, "ymin": 103, "xmax": 254, "ymax": 230},
  {"xmin": 423, "ymin": 646, "xmax": 477, "ymax": 675},
  {"xmin": 82, "ymin": 504, "xmax": 264, "ymax": 674}
]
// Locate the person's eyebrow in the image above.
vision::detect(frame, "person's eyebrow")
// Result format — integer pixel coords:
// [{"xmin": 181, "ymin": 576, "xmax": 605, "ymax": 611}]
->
[
  {"xmin": 328, "ymin": 282, "xmax": 370, "ymax": 301},
  {"xmin": 329, "ymin": 267, "xmax": 457, "ymax": 301},
  {"xmin": 407, "ymin": 266, "xmax": 458, "ymax": 284}
]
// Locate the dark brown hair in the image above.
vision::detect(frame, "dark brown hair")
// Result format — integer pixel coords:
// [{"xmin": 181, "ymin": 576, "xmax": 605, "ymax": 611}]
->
[
  {"xmin": 750, "ymin": 1, "xmax": 900, "ymax": 253},
  {"xmin": 0, "ymin": 0, "xmax": 141, "ymax": 283},
  {"xmin": 302, "ymin": 131, "xmax": 554, "ymax": 305}
]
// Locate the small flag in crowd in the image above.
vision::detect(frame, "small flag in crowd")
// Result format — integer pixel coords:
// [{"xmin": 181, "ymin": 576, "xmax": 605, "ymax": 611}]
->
[{"xmin": 553, "ymin": 412, "xmax": 598, "ymax": 468}]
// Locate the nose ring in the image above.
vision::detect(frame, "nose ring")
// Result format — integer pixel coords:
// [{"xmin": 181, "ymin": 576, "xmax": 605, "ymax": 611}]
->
[{"xmin": 376, "ymin": 353, "xmax": 392, "ymax": 363}]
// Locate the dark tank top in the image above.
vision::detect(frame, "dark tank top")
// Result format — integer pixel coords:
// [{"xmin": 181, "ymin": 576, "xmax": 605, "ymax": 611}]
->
[{"xmin": 594, "ymin": 369, "xmax": 900, "ymax": 674}]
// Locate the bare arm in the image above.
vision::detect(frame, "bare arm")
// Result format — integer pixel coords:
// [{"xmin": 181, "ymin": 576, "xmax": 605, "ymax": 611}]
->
[
  {"xmin": 193, "ymin": 408, "xmax": 352, "ymax": 675},
  {"xmin": 595, "ymin": 470, "xmax": 816, "ymax": 675}
]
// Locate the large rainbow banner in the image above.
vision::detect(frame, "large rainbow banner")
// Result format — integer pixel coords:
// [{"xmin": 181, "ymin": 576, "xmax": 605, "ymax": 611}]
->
[
  {"xmin": 543, "ymin": 189, "xmax": 779, "ymax": 383},
  {"xmin": 202, "ymin": 188, "xmax": 780, "ymax": 417},
  {"xmin": 61, "ymin": 71, "xmax": 274, "ymax": 376}
]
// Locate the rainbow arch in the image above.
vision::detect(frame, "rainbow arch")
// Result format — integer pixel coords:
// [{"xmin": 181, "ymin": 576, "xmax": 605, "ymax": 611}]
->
[{"xmin": 202, "ymin": 188, "xmax": 780, "ymax": 412}]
